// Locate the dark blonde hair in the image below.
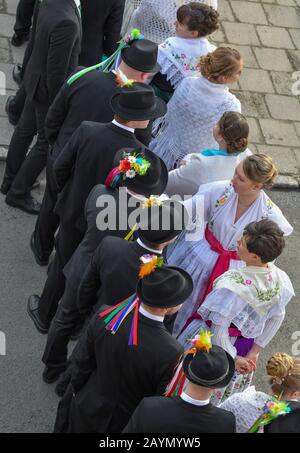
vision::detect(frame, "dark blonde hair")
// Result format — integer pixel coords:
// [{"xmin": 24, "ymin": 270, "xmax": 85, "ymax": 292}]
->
[
  {"xmin": 267, "ymin": 353, "xmax": 300, "ymax": 398},
  {"xmin": 242, "ymin": 154, "xmax": 278, "ymax": 189},
  {"xmin": 177, "ymin": 3, "xmax": 219, "ymax": 37},
  {"xmin": 200, "ymin": 47, "xmax": 242, "ymax": 82},
  {"xmin": 218, "ymin": 112, "xmax": 249, "ymax": 153}
]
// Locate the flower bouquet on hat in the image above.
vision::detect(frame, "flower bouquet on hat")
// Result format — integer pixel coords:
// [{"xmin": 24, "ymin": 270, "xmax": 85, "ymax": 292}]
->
[
  {"xmin": 165, "ymin": 329, "xmax": 214, "ymax": 397},
  {"xmin": 99, "ymin": 256, "xmax": 193, "ymax": 346},
  {"xmin": 248, "ymin": 398, "xmax": 291, "ymax": 433}
]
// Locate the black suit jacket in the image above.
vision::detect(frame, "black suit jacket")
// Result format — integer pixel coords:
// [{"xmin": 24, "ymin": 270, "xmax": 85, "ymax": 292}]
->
[
  {"xmin": 69, "ymin": 310, "xmax": 183, "ymax": 433},
  {"xmin": 45, "ymin": 69, "xmax": 153, "ymax": 161},
  {"xmin": 45, "ymin": 70, "xmax": 119, "ymax": 161},
  {"xmin": 80, "ymin": 0, "xmax": 125, "ymax": 66},
  {"xmin": 63, "ymin": 185, "xmax": 142, "ymax": 290},
  {"xmin": 23, "ymin": 0, "xmax": 82, "ymax": 105},
  {"xmin": 77, "ymin": 236, "xmax": 162, "ymax": 316},
  {"xmin": 53, "ymin": 122, "xmax": 141, "ymax": 230},
  {"xmin": 123, "ymin": 396, "xmax": 236, "ymax": 433}
]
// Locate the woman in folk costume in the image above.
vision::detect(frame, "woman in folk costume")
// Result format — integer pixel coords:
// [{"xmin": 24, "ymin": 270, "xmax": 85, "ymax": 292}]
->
[
  {"xmin": 178, "ymin": 219, "xmax": 295, "ymax": 405},
  {"xmin": 150, "ymin": 47, "xmax": 243, "ymax": 170},
  {"xmin": 166, "ymin": 112, "xmax": 251, "ymax": 197},
  {"xmin": 123, "ymin": 0, "xmax": 218, "ymax": 44},
  {"xmin": 168, "ymin": 154, "xmax": 293, "ymax": 338},
  {"xmin": 220, "ymin": 352, "xmax": 300, "ymax": 433},
  {"xmin": 151, "ymin": 3, "xmax": 219, "ymax": 102}
]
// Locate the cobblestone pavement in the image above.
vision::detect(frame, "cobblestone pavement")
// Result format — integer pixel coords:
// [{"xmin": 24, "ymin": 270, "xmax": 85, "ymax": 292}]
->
[
  {"xmin": 0, "ymin": 0, "xmax": 300, "ymax": 186},
  {"xmin": 210, "ymin": 0, "xmax": 300, "ymax": 188}
]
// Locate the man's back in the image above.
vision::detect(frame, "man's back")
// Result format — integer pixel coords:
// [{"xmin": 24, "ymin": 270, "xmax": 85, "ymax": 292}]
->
[
  {"xmin": 24, "ymin": 0, "xmax": 82, "ymax": 103},
  {"xmin": 70, "ymin": 310, "xmax": 183, "ymax": 433},
  {"xmin": 53, "ymin": 122, "xmax": 140, "ymax": 229},
  {"xmin": 123, "ymin": 396, "xmax": 236, "ymax": 433},
  {"xmin": 63, "ymin": 185, "xmax": 139, "ymax": 290},
  {"xmin": 45, "ymin": 70, "xmax": 118, "ymax": 160}
]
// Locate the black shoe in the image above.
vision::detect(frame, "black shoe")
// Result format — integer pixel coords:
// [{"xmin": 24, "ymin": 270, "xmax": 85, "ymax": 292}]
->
[
  {"xmin": 5, "ymin": 193, "xmax": 41, "ymax": 215},
  {"xmin": 42, "ymin": 366, "xmax": 66, "ymax": 384},
  {"xmin": 12, "ymin": 64, "xmax": 23, "ymax": 86},
  {"xmin": 55, "ymin": 368, "xmax": 72, "ymax": 397},
  {"xmin": 30, "ymin": 232, "xmax": 50, "ymax": 266},
  {"xmin": 0, "ymin": 179, "xmax": 39, "ymax": 196},
  {"xmin": 11, "ymin": 33, "xmax": 29, "ymax": 47},
  {"xmin": 27, "ymin": 295, "xmax": 49, "ymax": 334},
  {"xmin": 5, "ymin": 96, "xmax": 19, "ymax": 126}
]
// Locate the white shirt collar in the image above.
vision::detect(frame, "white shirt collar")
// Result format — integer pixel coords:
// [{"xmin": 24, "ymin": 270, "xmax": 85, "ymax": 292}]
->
[
  {"xmin": 139, "ymin": 305, "xmax": 164, "ymax": 323},
  {"xmin": 181, "ymin": 391, "xmax": 210, "ymax": 407},
  {"xmin": 112, "ymin": 119, "xmax": 135, "ymax": 134},
  {"xmin": 74, "ymin": 0, "xmax": 81, "ymax": 10},
  {"xmin": 136, "ymin": 238, "xmax": 163, "ymax": 255}
]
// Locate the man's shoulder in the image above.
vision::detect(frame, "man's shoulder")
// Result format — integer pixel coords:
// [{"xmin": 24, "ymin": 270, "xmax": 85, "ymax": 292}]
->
[
  {"xmin": 78, "ymin": 120, "xmax": 111, "ymax": 137},
  {"xmin": 139, "ymin": 396, "xmax": 176, "ymax": 413}
]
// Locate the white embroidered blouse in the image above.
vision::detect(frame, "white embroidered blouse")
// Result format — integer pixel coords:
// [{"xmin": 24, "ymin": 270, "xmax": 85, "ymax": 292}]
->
[{"xmin": 158, "ymin": 36, "xmax": 216, "ymax": 88}]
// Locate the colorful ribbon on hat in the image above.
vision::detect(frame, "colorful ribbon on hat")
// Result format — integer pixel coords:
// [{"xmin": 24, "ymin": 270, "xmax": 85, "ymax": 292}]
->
[
  {"xmin": 67, "ymin": 29, "xmax": 144, "ymax": 85},
  {"xmin": 99, "ymin": 254, "xmax": 165, "ymax": 346},
  {"xmin": 99, "ymin": 293, "xmax": 140, "ymax": 346},
  {"xmin": 165, "ymin": 329, "xmax": 213, "ymax": 397}
]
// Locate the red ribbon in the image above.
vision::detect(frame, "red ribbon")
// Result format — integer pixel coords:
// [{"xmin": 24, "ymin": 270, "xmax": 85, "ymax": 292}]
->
[{"xmin": 179, "ymin": 225, "xmax": 241, "ymax": 337}]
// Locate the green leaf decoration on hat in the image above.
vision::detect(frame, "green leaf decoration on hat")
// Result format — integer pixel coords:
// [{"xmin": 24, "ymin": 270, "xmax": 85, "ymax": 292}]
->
[{"xmin": 67, "ymin": 29, "xmax": 145, "ymax": 86}]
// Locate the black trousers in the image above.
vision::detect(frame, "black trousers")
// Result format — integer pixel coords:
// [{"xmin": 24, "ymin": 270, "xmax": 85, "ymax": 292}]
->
[
  {"xmin": 42, "ymin": 283, "xmax": 85, "ymax": 370},
  {"xmin": 8, "ymin": 85, "xmax": 27, "ymax": 120},
  {"xmin": 37, "ymin": 225, "xmax": 85, "ymax": 327},
  {"xmin": 4, "ymin": 96, "xmax": 48, "ymax": 197},
  {"xmin": 33, "ymin": 155, "xmax": 60, "ymax": 257},
  {"xmin": 14, "ymin": 0, "xmax": 36, "ymax": 37}
]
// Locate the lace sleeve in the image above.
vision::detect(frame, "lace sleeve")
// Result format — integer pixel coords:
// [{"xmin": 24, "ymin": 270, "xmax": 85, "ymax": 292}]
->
[
  {"xmin": 210, "ymin": 323, "xmax": 237, "ymax": 358},
  {"xmin": 219, "ymin": 388, "xmax": 270, "ymax": 433},
  {"xmin": 254, "ymin": 314, "xmax": 285, "ymax": 348}
]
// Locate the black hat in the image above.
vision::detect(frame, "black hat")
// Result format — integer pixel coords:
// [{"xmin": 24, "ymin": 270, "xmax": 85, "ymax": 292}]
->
[
  {"xmin": 136, "ymin": 265, "xmax": 193, "ymax": 309},
  {"xmin": 121, "ymin": 39, "xmax": 161, "ymax": 73},
  {"xmin": 183, "ymin": 345, "xmax": 235, "ymax": 389},
  {"xmin": 110, "ymin": 146, "xmax": 168, "ymax": 197},
  {"xmin": 264, "ymin": 407, "xmax": 300, "ymax": 433},
  {"xmin": 110, "ymin": 82, "xmax": 167, "ymax": 120},
  {"xmin": 138, "ymin": 200, "xmax": 188, "ymax": 246}
]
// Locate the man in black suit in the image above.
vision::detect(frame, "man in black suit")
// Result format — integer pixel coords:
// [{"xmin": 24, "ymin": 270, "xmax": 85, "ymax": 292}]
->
[
  {"xmin": 123, "ymin": 344, "xmax": 236, "ymax": 433},
  {"xmin": 27, "ymin": 84, "xmax": 166, "ymax": 337},
  {"xmin": 41, "ymin": 196, "xmax": 186, "ymax": 383},
  {"xmin": 80, "ymin": 0, "xmax": 125, "ymax": 67},
  {"xmin": 31, "ymin": 38, "xmax": 162, "ymax": 266},
  {"xmin": 11, "ymin": 0, "xmax": 36, "ymax": 47},
  {"xmin": 2, "ymin": 0, "xmax": 82, "ymax": 215},
  {"xmin": 31, "ymin": 145, "xmax": 167, "ymax": 369},
  {"xmin": 54, "ymin": 264, "xmax": 193, "ymax": 433},
  {"xmin": 5, "ymin": 0, "xmax": 41, "ymax": 128}
]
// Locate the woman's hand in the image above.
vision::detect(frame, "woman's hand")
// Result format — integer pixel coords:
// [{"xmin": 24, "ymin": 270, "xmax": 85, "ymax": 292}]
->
[
  {"xmin": 244, "ymin": 352, "xmax": 260, "ymax": 371},
  {"xmin": 235, "ymin": 356, "xmax": 256, "ymax": 374}
]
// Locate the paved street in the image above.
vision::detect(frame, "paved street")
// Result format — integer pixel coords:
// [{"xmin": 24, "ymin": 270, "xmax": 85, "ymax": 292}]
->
[
  {"xmin": 0, "ymin": 0, "xmax": 299, "ymax": 433},
  {"xmin": 0, "ymin": 162, "xmax": 299, "ymax": 432}
]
